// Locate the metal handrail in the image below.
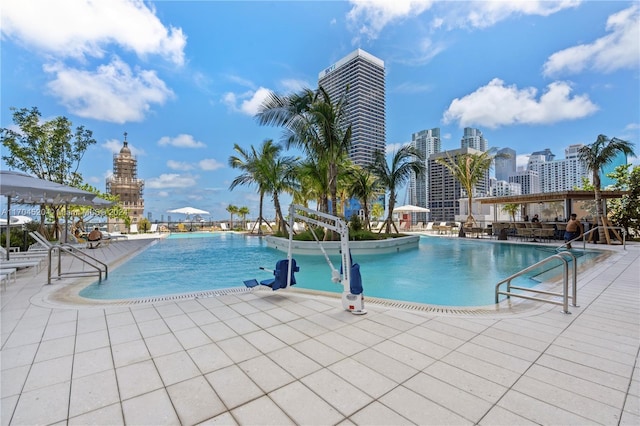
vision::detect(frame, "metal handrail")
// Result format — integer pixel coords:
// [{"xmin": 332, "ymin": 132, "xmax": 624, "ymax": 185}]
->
[
  {"xmin": 495, "ymin": 251, "xmax": 578, "ymax": 314},
  {"xmin": 47, "ymin": 244, "xmax": 108, "ymax": 285},
  {"xmin": 556, "ymin": 225, "xmax": 626, "ymax": 251}
]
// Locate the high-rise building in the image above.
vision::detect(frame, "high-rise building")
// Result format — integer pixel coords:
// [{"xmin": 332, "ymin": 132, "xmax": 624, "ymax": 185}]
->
[
  {"xmin": 318, "ymin": 49, "xmax": 386, "ymax": 167},
  {"xmin": 428, "ymin": 147, "xmax": 490, "ymax": 221},
  {"xmin": 526, "ymin": 144, "xmax": 589, "ymax": 192},
  {"xmin": 409, "ymin": 128, "xmax": 441, "ymax": 220},
  {"xmin": 495, "ymin": 147, "xmax": 516, "ymax": 181},
  {"xmin": 492, "ymin": 179, "xmax": 522, "ymax": 197},
  {"xmin": 509, "ymin": 170, "xmax": 541, "ymax": 195},
  {"xmin": 460, "ymin": 127, "xmax": 488, "ymax": 152},
  {"xmin": 106, "ymin": 133, "xmax": 144, "ymax": 231},
  {"xmin": 531, "ymin": 148, "xmax": 555, "ymax": 161}
]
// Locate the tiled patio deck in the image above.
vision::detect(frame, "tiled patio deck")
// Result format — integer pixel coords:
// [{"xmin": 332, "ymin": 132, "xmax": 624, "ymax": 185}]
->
[{"xmin": 1, "ymin": 237, "xmax": 638, "ymax": 425}]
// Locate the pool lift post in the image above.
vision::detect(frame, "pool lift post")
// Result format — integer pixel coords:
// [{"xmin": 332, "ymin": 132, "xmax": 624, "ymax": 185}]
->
[{"xmin": 287, "ymin": 204, "xmax": 366, "ymax": 315}]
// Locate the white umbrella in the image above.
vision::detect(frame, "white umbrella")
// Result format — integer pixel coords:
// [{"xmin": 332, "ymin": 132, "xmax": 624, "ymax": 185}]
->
[
  {"xmin": 167, "ymin": 207, "xmax": 210, "ymax": 216},
  {"xmin": 394, "ymin": 204, "xmax": 430, "ymax": 213}
]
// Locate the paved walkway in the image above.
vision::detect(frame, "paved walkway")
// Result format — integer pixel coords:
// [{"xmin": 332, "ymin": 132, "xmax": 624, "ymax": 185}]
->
[{"xmin": 1, "ymin": 237, "xmax": 638, "ymax": 425}]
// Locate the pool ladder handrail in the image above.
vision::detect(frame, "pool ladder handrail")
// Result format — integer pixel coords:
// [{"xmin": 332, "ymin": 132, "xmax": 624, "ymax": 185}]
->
[
  {"xmin": 495, "ymin": 251, "xmax": 577, "ymax": 314},
  {"xmin": 47, "ymin": 244, "xmax": 108, "ymax": 285}
]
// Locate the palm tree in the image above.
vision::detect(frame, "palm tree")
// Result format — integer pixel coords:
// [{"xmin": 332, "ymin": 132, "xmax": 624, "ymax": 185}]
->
[
  {"xmin": 229, "ymin": 140, "xmax": 280, "ymax": 235},
  {"xmin": 262, "ymin": 153, "xmax": 299, "ymax": 234},
  {"xmin": 435, "ymin": 150, "xmax": 497, "ymax": 226},
  {"xmin": 369, "ymin": 146, "xmax": 424, "ymax": 234},
  {"xmin": 578, "ymin": 135, "xmax": 635, "ymax": 242},
  {"xmin": 346, "ymin": 166, "xmax": 382, "ymax": 230},
  {"xmin": 226, "ymin": 204, "xmax": 239, "ymax": 229},
  {"xmin": 238, "ymin": 206, "xmax": 250, "ymax": 230},
  {"xmin": 502, "ymin": 203, "xmax": 520, "ymax": 222},
  {"xmin": 256, "ymin": 86, "xmax": 351, "ymax": 218},
  {"xmin": 294, "ymin": 157, "xmax": 330, "ymax": 212}
]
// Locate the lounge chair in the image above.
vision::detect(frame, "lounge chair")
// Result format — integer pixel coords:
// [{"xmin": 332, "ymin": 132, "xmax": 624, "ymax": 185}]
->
[
  {"xmin": 0, "ymin": 259, "xmax": 42, "ymax": 275},
  {"xmin": 149, "ymin": 224, "xmax": 158, "ymax": 233},
  {"xmin": 244, "ymin": 258, "xmax": 299, "ymax": 291},
  {"xmin": 129, "ymin": 224, "xmax": 138, "ymax": 234},
  {"xmin": 220, "ymin": 223, "xmax": 229, "ymax": 231}
]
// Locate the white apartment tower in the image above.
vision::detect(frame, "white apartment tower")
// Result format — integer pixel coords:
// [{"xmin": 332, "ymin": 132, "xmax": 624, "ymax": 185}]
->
[
  {"xmin": 526, "ymin": 144, "xmax": 589, "ymax": 192},
  {"xmin": 509, "ymin": 170, "xmax": 541, "ymax": 195},
  {"xmin": 318, "ymin": 49, "xmax": 386, "ymax": 166},
  {"xmin": 409, "ymin": 128, "xmax": 441, "ymax": 218},
  {"xmin": 428, "ymin": 147, "xmax": 490, "ymax": 222},
  {"xmin": 461, "ymin": 127, "xmax": 488, "ymax": 152}
]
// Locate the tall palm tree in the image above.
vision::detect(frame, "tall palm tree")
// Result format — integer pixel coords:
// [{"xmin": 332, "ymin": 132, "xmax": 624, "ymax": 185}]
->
[
  {"xmin": 347, "ymin": 166, "xmax": 382, "ymax": 230},
  {"xmin": 262, "ymin": 154, "xmax": 299, "ymax": 234},
  {"xmin": 226, "ymin": 204, "xmax": 239, "ymax": 229},
  {"xmin": 502, "ymin": 203, "xmax": 520, "ymax": 222},
  {"xmin": 369, "ymin": 146, "xmax": 424, "ymax": 234},
  {"xmin": 256, "ymin": 86, "xmax": 351, "ymax": 218},
  {"xmin": 578, "ymin": 135, "xmax": 635, "ymax": 242},
  {"xmin": 294, "ymin": 157, "xmax": 330, "ymax": 212},
  {"xmin": 237, "ymin": 206, "xmax": 250, "ymax": 230},
  {"xmin": 229, "ymin": 140, "xmax": 280, "ymax": 235},
  {"xmin": 435, "ymin": 150, "xmax": 497, "ymax": 226}
]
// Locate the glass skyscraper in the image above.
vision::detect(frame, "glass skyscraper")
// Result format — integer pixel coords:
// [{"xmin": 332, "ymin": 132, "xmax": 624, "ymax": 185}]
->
[{"xmin": 318, "ymin": 49, "xmax": 386, "ymax": 167}]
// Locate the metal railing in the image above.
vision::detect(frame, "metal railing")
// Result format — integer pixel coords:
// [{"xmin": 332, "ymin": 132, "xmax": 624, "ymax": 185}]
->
[
  {"xmin": 556, "ymin": 225, "xmax": 626, "ymax": 252},
  {"xmin": 47, "ymin": 244, "xmax": 108, "ymax": 284},
  {"xmin": 495, "ymin": 251, "xmax": 577, "ymax": 314}
]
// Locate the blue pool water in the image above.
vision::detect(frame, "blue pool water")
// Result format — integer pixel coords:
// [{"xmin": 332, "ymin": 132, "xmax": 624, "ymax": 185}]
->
[{"xmin": 79, "ymin": 232, "xmax": 601, "ymax": 306}]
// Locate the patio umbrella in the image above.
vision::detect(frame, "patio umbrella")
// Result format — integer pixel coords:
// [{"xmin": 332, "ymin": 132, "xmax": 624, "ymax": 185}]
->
[
  {"xmin": 1, "ymin": 170, "xmax": 111, "ymax": 259},
  {"xmin": 394, "ymin": 204, "xmax": 430, "ymax": 212},
  {"xmin": 167, "ymin": 207, "xmax": 210, "ymax": 216}
]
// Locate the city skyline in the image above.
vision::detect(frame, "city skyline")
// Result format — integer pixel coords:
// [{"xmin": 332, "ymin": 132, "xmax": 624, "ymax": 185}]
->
[{"xmin": 1, "ymin": 1, "xmax": 638, "ymax": 221}]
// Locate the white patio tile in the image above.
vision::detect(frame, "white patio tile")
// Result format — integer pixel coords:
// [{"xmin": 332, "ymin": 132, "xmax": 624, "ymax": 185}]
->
[
  {"xmin": 497, "ymin": 389, "xmax": 596, "ymax": 425},
  {"xmin": 1, "ymin": 365, "xmax": 30, "ymax": 397},
  {"xmin": 478, "ymin": 405, "xmax": 538, "ymax": 425},
  {"xmin": 174, "ymin": 326, "xmax": 212, "ymax": 349},
  {"xmin": 48, "ymin": 309, "xmax": 78, "ymax": 325},
  {"xmin": 231, "ymin": 395, "xmax": 294, "ymax": 425},
  {"xmin": 404, "ymin": 372, "xmax": 493, "ymax": 422},
  {"xmin": 348, "ymin": 401, "xmax": 412, "ymax": 425},
  {"xmin": 111, "ymin": 339, "xmax": 151, "ymax": 368},
  {"xmin": 33, "ymin": 335, "xmax": 75, "ymax": 362},
  {"xmin": 293, "ymin": 338, "xmax": 347, "ymax": 366},
  {"xmin": 115, "ymin": 360, "xmax": 164, "ymax": 400},
  {"xmin": 0, "ymin": 342, "xmax": 38, "ymax": 370},
  {"xmin": 245, "ymin": 311, "xmax": 282, "ymax": 328},
  {"xmin": 269, "ymin": 381, "xmax": 343, "ymax": 425},
  {"xmin": 620, "ymin": 409, "xmax": 640, "ymax": 426},
  {"xmin": 205, "ymin": 365, "xmax": 263, "ymax": 409},
  {"xmin": 545, "ymin": 344, "xmax": 633, "ymax": 377},
  {"xmin": 144, "ymin": 332, "xmax": 183, "ymax": 357},
  {"xmin": 316, "ymin": 330, "xmax": 367, "ymax": 356},
  {"xmin": 163, "ymin": 313, "xmax": 197, "ymax": 332},
  {"xmin": 153, "ymin": 303, "xmax": 184, "ymax": 318},
  {"xmin": 228, "ymin": 301, "xmax": 260, "ymax": 316},
  {"xmin": 3, "ymin": 326, "xmax": 44, "ymax": 348},
  {"xmin": 107, "ymin": 323, "xmax": 142, "ymax": 345},
  {"xmin": 1, "ymin": 394, "xmax": 19, "ymax": 426},
  {"xmin": 536, "ymin": 353, "xmax": 630, "ymax": 392},
  {"xmin": 176, "ymin": 299, "xmax": 206, "ymax": 313},
  {"xmin": 217, "ymin": 336, "xmax": 262, "ymax": 362},
  {"xmin": 154, "ymin": 351, "xmax": 201, "ymax": 386},
  {"xmin": 106, "ymin": 311, "xmax": 135, "ymax": 328},
  {"xmin": 287, "ymin": 317, "xmax": 329, "ymax": 337},
  {"xmin": 69, "ymin": 369, "xmax": 120, "ymax": 418},
  {"xmin": 76, "ymin": 315, "xmax": 107, "ymax": 334},
  {"xmin": 265, "ymin": 323, "xmax": 309, "ymax": 345},
  {"xmin": 456, "ymin": 341, "xmax": 532, "ymax": 374},
  {"xmin": 196, "ymin": 411, "xmax": 238, "ymax": 425},
  {"xmin": 328, "ymin": 358, "xmax": 397, "ymax": 399},
  {"xmin": 136, "ymin": 318, "xmax": 171, "ymax": 338},
  {"xmin": 188, "ymin": 342, "xmax": 235, "ymax": 374},
  {"xmin": 390, "ymin": 332, "xmax": 451, "ymax": 360},
  {"xmin": 469, "ymin": 333, "xmax": 540, "ymax": 362},
  {"xmin": 10, "ymin": 381, "xmax": 70, "ymax": 425},
  {"xmin": 200, "ymin": 321, "xmax": 238, "ymax": 342},
  {"xmin": 266, "ymin": 346, "xmax": 322, "ymax": 379},
  {"xmin": 224, "ymin": 315, "xmax": 262, "ymax": 335},
  {"xmin": 68, "ymin": 402, "xmax": 124, "ymax": 425},
  {"xmin": 72, "ymin": 346, "xmax": 114, "ymax": 379},
  {"xmin": 210, "ymin": 305, "xmax": 241, "ymax": 321},
  {"xmin": 243, "ymin": 329, "xmax": 287, "ymax": 354},
  {"xmin": 372, "ymin": 339, "xmax": 435, "ymax": 370},
  {"xmin": 121, "ymin": 388, "xmax": 180, "ymax": 425},
  {"xmin": 187, "ymin": 309, "xmax": 220, "ymax": 326},
  {"xmin": 379, "ymin": 385, "xmax": 472, "ymax": 425},
  {"xmin": 301, "ymin": 368, "xmax": 373, "ymax": 417},
  {"xmin": 334, "ymin": 323, "xmax": 387, "ymax": 347},
  {"xmin": 352, "ymin": 348, "xmax": 418, "ymax": 383},
  {"xmin": 441, "ymin": 351, "xmax": 520, "ymax": 388},
  {"xmin": 75, "ymin": 329, "xmax": 110, "ymax": 353},
  {"xmin": 42, "ymin": 320, "xmax": 78, "ymax": 341},
  {"xmin": 167, "ymin": 376, "xmax": 226, "ymax": 425},
  {"xmin": 423, "ymin": 361, "xmax": 508, "ymax": 403},
  {"xmin": 23, "ymin": 355, "xmax": 73, "ymax": 392},
  {"xmin": 130, "ymin": 307, "xmax": 161, "ymax": 323},
  {"xmin": 238, "ymin": 355, "xmax": 295, "ymax": 393}
]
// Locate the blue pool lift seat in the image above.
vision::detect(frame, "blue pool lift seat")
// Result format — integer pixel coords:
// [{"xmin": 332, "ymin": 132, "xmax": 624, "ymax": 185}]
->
[{"xmin": 244, "ymin": 258, "xmax": 299, "ymax": 291}]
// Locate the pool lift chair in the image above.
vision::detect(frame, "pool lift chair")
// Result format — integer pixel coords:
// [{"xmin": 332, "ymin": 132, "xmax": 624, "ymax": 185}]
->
[{"xmin": 244, "ymin": 204, "xmax": 366, "ymax": 315}]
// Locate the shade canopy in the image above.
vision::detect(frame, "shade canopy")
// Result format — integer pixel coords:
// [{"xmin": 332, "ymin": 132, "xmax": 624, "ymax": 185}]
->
[
  {"xmin": 394, "ymin": 204, "xmax": 430, "ymax": 213},
  {"xmin": 167, "ymin": 207, "xmax": 210, "ymax": 215},
  {"xmin": 1, "ymin": 170, "xmax": 113, "ymax": 259}
]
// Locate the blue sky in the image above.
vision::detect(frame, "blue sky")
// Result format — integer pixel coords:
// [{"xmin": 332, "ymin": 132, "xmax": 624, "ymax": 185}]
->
[{"xmin": 2, "ymin": 0, "xmax": 639, "ymax": 221}]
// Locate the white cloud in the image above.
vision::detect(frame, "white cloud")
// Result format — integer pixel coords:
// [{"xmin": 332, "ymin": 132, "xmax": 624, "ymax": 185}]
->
[
  {"xmin": 45, "ymin": 58, "xmax": 174, "ymax": 123},
  {"xmin": 102, "ymin": 138, "xmax": 145, "ymax": 156},
  {"xmin": 442, "ymin": 78, "xmax": 598, "ymax": 128},
  {"xmin": 158, "ymin": 134, "xmax": 206, "ymax": 148},
  {"xmin": 167, "ymin": 160, "xmax": 194, "ymax": 171},
  {"xmin": 543, "ymin": 5, "xmax": 639, "ymax": 76},
  {"xmin": 146, "ymin": 173, "xmax": 197, "ymax": 189},
  {"xmin": 222, "ymin": 87, "xmax": 272, "ymax": 116},
  {"xmin": 199, "ymin": 159, "xmax": 225, "ymax": 171},
  {"xmin": 1, "ymin": 0, "xmax": 186, "ymax": 65},
  {"xmin": 458, "ymin": 0, "xmax": 581, "ymax": 29},
  {"xmin": 347, "ymin": 0, "xmax": 433, "ymax": 41}
]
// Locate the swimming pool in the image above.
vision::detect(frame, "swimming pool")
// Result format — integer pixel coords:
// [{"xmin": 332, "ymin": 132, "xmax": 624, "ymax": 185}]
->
[{"xmin": 79, "ymin": 232, "xmax": 601, "ymax": 306}]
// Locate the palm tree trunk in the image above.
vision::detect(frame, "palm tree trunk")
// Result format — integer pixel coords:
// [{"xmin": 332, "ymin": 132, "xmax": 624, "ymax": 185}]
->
[
  {"xmin": 273, "ymin": 192, "xmax": 287, "ymax": 234},
  {"xmin": 595, "ymin": 187, "xmax": 606, "ymax": 242}
]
